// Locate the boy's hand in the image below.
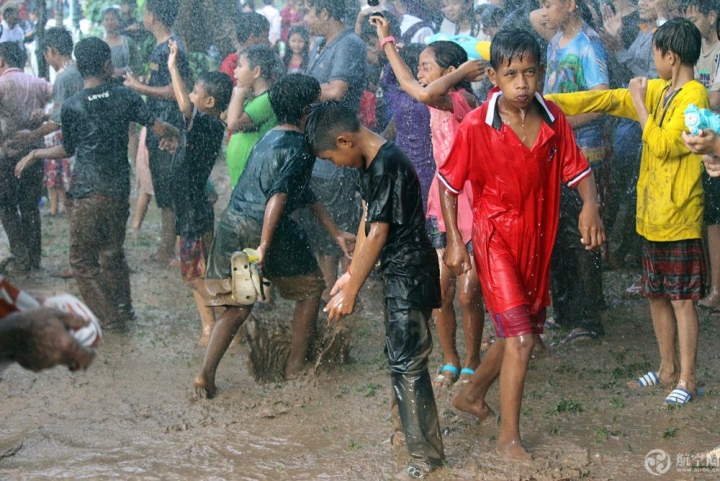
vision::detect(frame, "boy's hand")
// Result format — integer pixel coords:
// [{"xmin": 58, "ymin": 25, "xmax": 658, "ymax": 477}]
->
[
  {"xmin": 369, "ymin": 15, "xmax": 392, "ymax": 43},
  {"xmin": 14, "ymin": 150, "xmax": 36, "ymax": 178},
  {"xmin": 628, "ymin": 77, "xmax": 648, "ymax": 104},
  {"xmin": 460, "ymin": 59, "xmax": 486, "ymax": 82},
  {"xmin": 323, "ymin": 289, "xmax": 357, "ymax": 322},
  {"xmin": 703, "ymin": 155, "xmax": 720, "ymax": 177},
  {"xmin": 335, "ymin": 231, "xmax": 356, "ymax": 259},
  {"xmin": 159, "ymin": 136, "xmax": 179, "ymax": 155},
  {"xmin": 578, "ymin": 202, "xmax": 605, "ymax": 250},
  {"xmin": 601, "ymin": 4, "xmax": 622, "ymax": 39},
  {"xmin": 329, "ymin": 272, "xmax": 351, "ymax": 297},
  {"xmin": 443, "ymin": 241, "xmax": 472, "ymax": 277},
  {"xmin": 683, "ymin": 129, "xmax": 719, "ymax": 156},
  {"xmin": 167, "ymin": 39, "xmax": 178, "ymax": 71},
  {"xmin": 123, "ymin": 71, "xmax": 144, "ymax": 90}
]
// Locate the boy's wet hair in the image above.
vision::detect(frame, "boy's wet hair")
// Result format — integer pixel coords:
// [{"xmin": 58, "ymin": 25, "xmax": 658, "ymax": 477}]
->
[
  {"xmin": 653, "ymin": 17, "xmax": 702, "ymax": 67},
  {"xmin": 242, "ymin": 44, "xmax": 283, "ymax": 81},
  {"xmin": 40, "ymin": 27, "xmax": 74, "ymax": 56},
  {"xmin": 145, "ymin": 0, "xmax": 179, "ymax": 28},
  {"xmin": 489, "ymin": 29, "xmax": 540, "ymax": 70},
  {"xmin": 306, "ymin": 0, "xmax": 346, "ymax": 22},
  {"xmin": 680, "ymin": 0, "xmax": 720, "ymax": 16},
  {"xmin": 74, "ymin": 37, "xmax": 111, "ymax": 79},
  {"xmin": 269, "ymin": 74, "xmax": 321, "ymax": 125},
  {"xmin": 0, "ymin": 41, "xmax": 25, "ymax": 68},
  {"xmin": 235, "ymin": 12, "xmax": 270, "ymax": 44},
  {"xmin": 197, "ymin": 71, "xmax": 234, "ymax": 113},
  {"xmin": 305, "ymin": 100, "xmax": 362, "ymax": 154}
]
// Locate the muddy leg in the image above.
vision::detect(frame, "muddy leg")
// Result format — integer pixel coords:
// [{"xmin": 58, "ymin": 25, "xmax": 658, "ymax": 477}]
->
[
  {"xmin": 671, "ymin": 299, "xmax": 699, "ymax": 397},
  {"xmin": 452, "ymin": 338, "xmax": 502, "ymax": 423},
  {"xmin": 191, "ymin": 290, "xmax": 216, "ymax": 346},
  {"xmin": 433, "ymin": 249, "xmax": 460, "ymax": 386},
  {"xmin": 194, "ymin": 306, "xmax": 251, "ymax": 398},
  {"xmin": 317, "ymin": 254, "xmax": 338, "ymax": 303},
  {"xmin": 285, "ymin": 295, "xmax": 321, "ymax": 379},
  {"xmin": 496, "ymin": 335, "xmax": 533, "ymax": 460},
  {"xmin": 457, "ymin": 258, "xmax": 483, "ymax": 374},
  {"xmin": 648, "ymin": 297, "xmax": 680, "ymax": 384},
  {"xmin": 154, "ymin": 208, "xmax": 176, "ymax": 262},
  {"xmin": 132, "ymin": 192, "xmax": 151, "ymax": 232}
]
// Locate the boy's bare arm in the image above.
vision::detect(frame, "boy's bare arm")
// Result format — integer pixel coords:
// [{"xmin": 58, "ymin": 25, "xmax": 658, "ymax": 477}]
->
[
  {"xmin": 257, "ymin": 192, "xmax": 288, "ymax": 268},
  {"xmin": 148, "ymin": 119, "xmax": 181, "ymax": 153},
  {"xmin": 167, "ymin": 39, "xmax": 193, "ymax": 119},
  {"xmin": 439, "ymin": 183, "xmax": 472, "ymax": 276},
  {"xmin": 575, "ymin": 172, "xmax": 605, "ymax": 250},
  {"xmin": 325, "ymin": 221, "xmax": 387, "ymax": 322},
  {"xmin": 14, "ymin": 145, "xmax": 68, "ymax": 178},
  {"xmin": 123, "ymin": 72, "xmax": 178, "ymax": 101},
  {"xmin": 423, "ymin": 61, "xmax": 484, "ymax": 111},
  {"xmin": 226, "ymin": 87, "xmax": 257, "ymax": 133},
  {"xmin": 309, "ymin": 201, "xmax": 356, "ymax": 259}
]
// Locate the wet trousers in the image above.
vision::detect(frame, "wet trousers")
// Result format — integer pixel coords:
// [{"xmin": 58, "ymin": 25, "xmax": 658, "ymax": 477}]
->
[
  {"xmin": 385, "ymin": 298, "xmax": 444, "ymax": 469},
  {"xmin": 0, "ymin": 157, "xmax": 43, "ymax": 269},
  {"xmin": 550, "ymin": 184, "xmax": 604, "ymax": 334},
  {"xmin": 69, "ymin": 196, "xmax": 133, "ymax": 330}
]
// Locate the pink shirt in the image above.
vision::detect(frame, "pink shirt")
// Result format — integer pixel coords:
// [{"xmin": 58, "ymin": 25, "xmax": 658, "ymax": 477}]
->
[
  {"xmin": 426, "ymin": 90, "xmax": 474, "ymax": 244},
  {"xmin": 0, "ymin": 68, "xmax": 53, "ymax": 159}
]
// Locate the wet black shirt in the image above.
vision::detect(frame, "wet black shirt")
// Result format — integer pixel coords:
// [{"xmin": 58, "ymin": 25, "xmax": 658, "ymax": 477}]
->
[
  {"xmin": 228, "ymin": 129, "xmax": 318, "ymax": 277},
  {"xmin": 62, "ymin": 84, "xmax": 156, "ymax": 200},
  {"xmin": 172, "ymin": 107, "xmax": 225, "ymax": 237},
  {"xmin": 145, "ymin": 36, "xmax": 192, "ymax": 148},
  {"xmin": 360, "ymin": 142, "xmax": 441, "ymax": 310}
]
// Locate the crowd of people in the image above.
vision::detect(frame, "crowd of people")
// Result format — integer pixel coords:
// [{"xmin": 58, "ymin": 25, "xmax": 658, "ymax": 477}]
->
[{"xmin": 4, "ymin": 0, "xmax": 720, "ymax": 478}]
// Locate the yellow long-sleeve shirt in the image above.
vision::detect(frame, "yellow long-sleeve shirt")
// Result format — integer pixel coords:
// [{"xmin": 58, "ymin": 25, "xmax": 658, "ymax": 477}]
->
[{"xmin": 546, "ymin": 79, "xmax": 709, "ymax": 241}]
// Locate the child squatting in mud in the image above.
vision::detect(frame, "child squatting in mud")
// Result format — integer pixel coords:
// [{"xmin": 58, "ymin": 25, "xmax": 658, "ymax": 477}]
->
[{"xmin": 439, "ymin": 30, "xmax": 605, "ymax": 459}]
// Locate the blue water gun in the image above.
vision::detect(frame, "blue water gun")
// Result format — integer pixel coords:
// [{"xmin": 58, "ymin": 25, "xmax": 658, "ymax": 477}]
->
[{"xmin": 685, "ymin": 104, "xmax": 720, "ymax": 135}]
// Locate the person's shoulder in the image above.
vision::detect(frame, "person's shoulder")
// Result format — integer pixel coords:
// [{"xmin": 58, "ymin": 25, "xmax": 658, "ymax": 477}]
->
[{"xmin": 340, "ymin": 30, "xmax": 366, "ymax": 48}]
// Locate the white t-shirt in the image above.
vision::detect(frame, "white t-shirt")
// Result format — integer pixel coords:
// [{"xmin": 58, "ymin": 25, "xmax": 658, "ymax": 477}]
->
[
  {"xmin": 400, "ymin": 14, "xmax": 434, "ymax": 44},
  {"xmin": 699, "ymin": 40, "xmax": 720, "ymax": 92},
  {"xmin": 257, "ymin": 5, "xmax": 281, "ymax": 44},
  {"xmin": 0, "ymin": 20, "xmax": 24, "ymax": 45}
]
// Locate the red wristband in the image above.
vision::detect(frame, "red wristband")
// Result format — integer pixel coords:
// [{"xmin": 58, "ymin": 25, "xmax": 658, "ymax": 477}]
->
[{"xmin": 380, "ymin": 36, "xmax": 397, "ymax": 49}]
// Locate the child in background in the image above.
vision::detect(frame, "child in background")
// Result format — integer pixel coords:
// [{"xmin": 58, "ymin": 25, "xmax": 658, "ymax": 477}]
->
[
  {"xmin": 307, "ymin": 100, "xmax": 444, "ymax": 480},
  {"xmin": 219, "ymin": 12, "xmax": 270, "ymax": 84},
  {"xmin": 225, "ymin": 44, "xmax": 279, "ymax": 188},
  {"xmin": 441, "ymin": 29, "xmax": 603, "ymax": 459},
  {"xmin": 541, "ymin": 0, "xmax": 610, "ymax": 344},
  {"xmin": 374, "ymin": 15, "xmax": 486, "ymax": 388},
  {"xmin": 123, "ymin": 0, "xmax": 193, "ymax": 265},
  {"xmin": 283, "ymin": 25, "xmax": 309, "ymax": 74},
  {"xmin": 381, "ymin": 43, "xmax": 434, "ymax": 207},
  {"xmin": 167, "ymin": 40, "xmax": 233, "ymax": 346},
  {"xmin": 546, "ymin": 18, "xmax": 708, "ymax": 405}
]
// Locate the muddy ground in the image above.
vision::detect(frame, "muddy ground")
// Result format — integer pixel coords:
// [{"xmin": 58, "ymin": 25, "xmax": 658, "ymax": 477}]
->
[{"xmin": 1, "ymin": 162, "xmax": 720, "ymax": 481}]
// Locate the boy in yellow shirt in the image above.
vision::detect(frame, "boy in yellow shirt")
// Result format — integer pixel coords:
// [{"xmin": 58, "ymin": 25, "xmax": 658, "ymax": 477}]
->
[{"xmin": 547, "ymin": 18, "xmax": 708, "ymax": 405}]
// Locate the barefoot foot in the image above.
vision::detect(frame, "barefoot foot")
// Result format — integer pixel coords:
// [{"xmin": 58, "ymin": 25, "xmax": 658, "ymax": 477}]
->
[
  {"xmin": 284, "ymin": 359, "xmax": 306, "ymax": 380},
  {"xmin": 452, "ymin": 391, "xmax": 496, "ymax": 425},
  {"xmin": 193, "ymin": 374, "xmax": 217, "ymax": 399},
  {"xmin": 497, "ymin": 439, "xmax": 532, "ymax": 461}
]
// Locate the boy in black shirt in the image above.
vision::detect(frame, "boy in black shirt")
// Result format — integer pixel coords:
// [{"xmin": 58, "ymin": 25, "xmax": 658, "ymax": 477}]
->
[
  {"xmin": 123, "ymin": 0, "xmax": 192, "ymax": 265},
  {"xmin": 167, "ymin": 39, "xmax": 233, "ymax": 346},
  {"xmin": 194, "ymin": 74, "xmax": 354, "ymax": 396},
  {"xmin": 15, "ymin": 37, "xmax": 180, "ymax": 332},
  {"xmin": 305, "ymin": 101, "xmax": 444, "ymax": 479}
]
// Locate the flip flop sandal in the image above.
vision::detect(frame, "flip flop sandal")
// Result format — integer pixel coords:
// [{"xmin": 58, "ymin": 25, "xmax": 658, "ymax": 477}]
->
[
  {"xmin": 544, "ymin": 317, "xmax": 561, "ymax": 330},
  {"xmin": 559, "ymin": 329, "xmax": 598, "ymax": 346},
  {"xmin": 433, "ymin": 364, "xmax": 459, "ymax": 388},
  {"xmin": 457, "ymin": 367, "xmax": 475, "ymax": 385},
  {"xmin": 635, "ymin": 371, "xmax": 661, "ymax": 388},
  {"xmin": 665, "ymin": 388, "xmax": 693, "ymax": 405}
]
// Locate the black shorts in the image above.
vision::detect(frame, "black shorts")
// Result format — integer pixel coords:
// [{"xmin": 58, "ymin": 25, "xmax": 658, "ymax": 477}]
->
[
  {"xmin": 703, "ymin": 172, "xmax": 720, "ymax": 225},
  {"xmin": 148, "ymin": 145, "xmax": 175, "ymax": 209}
]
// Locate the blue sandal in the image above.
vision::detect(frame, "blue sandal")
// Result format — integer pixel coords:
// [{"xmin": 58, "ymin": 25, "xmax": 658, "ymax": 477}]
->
[
  {"xmin": 457, "ymin": 367, "xmax": 475, "ymax": 385},
  {"xmin": 433, "ymin": 364, "xmax": 459, "ymax": 388}
]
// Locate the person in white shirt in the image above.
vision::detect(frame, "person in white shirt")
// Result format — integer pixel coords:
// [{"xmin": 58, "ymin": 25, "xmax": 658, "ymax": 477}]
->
[
  {"xmin": 396, "ymin": 0, "xmax": 435, "ymax": 44},
  {"xmin": 0, "ymin": 3, "xmax": 24, "ymax": 47},
  {"xmin": 256, "ymin": 0, "xmax": 281, "ymax": 45}
]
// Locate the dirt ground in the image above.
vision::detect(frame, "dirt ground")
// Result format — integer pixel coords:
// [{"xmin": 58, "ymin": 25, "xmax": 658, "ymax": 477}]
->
[{"xmin": 2, "ymin": 162, "xmax": 720, "ymax": 481}]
